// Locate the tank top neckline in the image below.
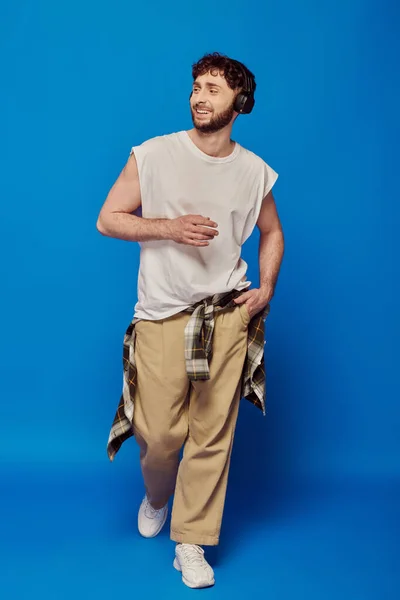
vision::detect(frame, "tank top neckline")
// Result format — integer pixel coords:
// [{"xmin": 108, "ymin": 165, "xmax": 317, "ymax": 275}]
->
[{"xmin": 179, "ymin": 130, "xmax": 241, "ymax": 164}]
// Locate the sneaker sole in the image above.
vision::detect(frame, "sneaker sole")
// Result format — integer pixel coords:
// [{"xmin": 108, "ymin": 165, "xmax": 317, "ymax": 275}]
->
[
  {"xmin": 173, "ymin": 557, "xmax": 215, "ymax": 589},
  {"xmin": 138, "ymin": 507, "xmax": 168, "ymax": 538}
]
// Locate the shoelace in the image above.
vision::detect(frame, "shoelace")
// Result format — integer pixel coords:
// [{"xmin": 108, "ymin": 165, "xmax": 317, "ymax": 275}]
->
[
  {"xmin": 179, "ymin": 544, "xmax": 206, "ymax": 566},
  {"xmin": 144, "ymin": 497, "xmax": 165, "ymax": 519}
]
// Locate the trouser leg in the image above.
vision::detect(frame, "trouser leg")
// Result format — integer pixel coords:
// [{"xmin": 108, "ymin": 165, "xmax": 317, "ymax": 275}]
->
[
  {"xmin": 170, "ymin": 303, "xmax": 249, "ymax": 545},
  {"xmin": 132, "ymin": 312, "xmax": 192, "ymax": 509}
]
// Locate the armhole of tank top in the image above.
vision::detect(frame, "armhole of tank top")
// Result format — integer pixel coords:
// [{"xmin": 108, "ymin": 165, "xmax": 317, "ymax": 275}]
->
[
  {"xmin": 262, "ymin": 161, "xmax": 279, "ymax": 199},
  {"xmin": 128, "ymin": 145, "xmax": 147, "ymax": 215}
]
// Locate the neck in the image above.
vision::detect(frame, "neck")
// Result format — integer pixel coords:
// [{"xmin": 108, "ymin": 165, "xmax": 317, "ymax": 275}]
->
[{"xmin": 187, "ymin": 126, "xmax": 235, "ymax": 158}]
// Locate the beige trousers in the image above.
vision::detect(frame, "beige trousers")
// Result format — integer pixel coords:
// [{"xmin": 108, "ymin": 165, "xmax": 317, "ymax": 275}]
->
[{"xmin": 132, "ymin": 301, "xmax": 250, "ymax": 546}]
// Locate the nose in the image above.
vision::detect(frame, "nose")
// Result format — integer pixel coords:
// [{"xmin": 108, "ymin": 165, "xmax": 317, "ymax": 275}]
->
[{"xmin": 195, "ymin": 89, "xmax": 209, "ymax": 105}]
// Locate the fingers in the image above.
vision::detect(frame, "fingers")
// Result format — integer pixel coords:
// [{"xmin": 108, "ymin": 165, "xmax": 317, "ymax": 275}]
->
[
  {"xmin": 179, "ymin": 215, "xmax": 219, "ymax": 246},
  {"xmin": 234, "ymin": 292, "xmax": 251, "ymax": 304},
  {"xmin": 190, "ymin": 230, "xmax": 217, "ymax": 241},
  {"xmin": 188, "ymin": 225, "xmax": 218, "ymax": 242},
  {"xmin": 187, "ymin": 221, "xmax": 219, "ymax": 244},
  {"xmin": 183, "ymin": 238, "xmax": 210, "ymax": 246},
  {"xmin": 195, "ymin": 225, "xmax": 219, "ymax": 237},
  {"xmin": 192, "ymin": 215, "xmax": 218, "ymax": 228}
]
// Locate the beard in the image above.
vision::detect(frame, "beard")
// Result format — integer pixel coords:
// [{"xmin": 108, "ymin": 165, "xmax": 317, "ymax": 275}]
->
[{"xmin": 191, "ymin": 103, "xmax": 235, "ymax": 133}]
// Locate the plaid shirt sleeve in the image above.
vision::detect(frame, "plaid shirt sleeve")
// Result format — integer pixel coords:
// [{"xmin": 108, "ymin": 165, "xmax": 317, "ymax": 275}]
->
[{"xmin": 106, "ymin": 292, "xmax": 270, "ymax": 462}]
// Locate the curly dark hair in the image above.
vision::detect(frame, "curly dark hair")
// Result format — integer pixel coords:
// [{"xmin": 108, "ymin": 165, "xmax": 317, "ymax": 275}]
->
[{"xmin": 192, "ymin": 52, "xmax": 256, "ymax": 94}]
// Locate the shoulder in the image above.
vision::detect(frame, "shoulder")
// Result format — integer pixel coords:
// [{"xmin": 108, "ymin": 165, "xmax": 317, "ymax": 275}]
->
[
  {"xmin": 130, "ymin": 131, "xmax": 181, "ymax": 155},
  {"xmin": 238, "ymin": 144, "xmax": 279, "ymax": 195},
  {"xmin": 238, "ymin": 145, "xmax": 271, "ymax": 170},
  {"xmin": 129, "ymin": 131, "xmax": 183, "ymax": 170}
]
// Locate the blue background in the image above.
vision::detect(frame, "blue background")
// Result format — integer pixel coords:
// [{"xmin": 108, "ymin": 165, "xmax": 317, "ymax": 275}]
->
[{"xmin": 1, "ymin": 0, "xmax": 399, "ymax": 598}]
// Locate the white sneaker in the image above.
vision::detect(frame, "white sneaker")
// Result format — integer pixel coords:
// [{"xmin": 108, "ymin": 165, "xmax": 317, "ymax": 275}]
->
[
  {"xmin": 138, "ymin": 495, "xmax": 168, "ymax": 538},
  {"xmin": 173, "ymin": 544, "xmax": 215, "ymax": 589}
]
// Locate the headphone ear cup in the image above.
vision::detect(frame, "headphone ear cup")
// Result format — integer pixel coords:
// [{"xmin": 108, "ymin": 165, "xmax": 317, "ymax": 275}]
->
[
  {"xmin": 243, "ymin": 95, "xmax": 255, "ymax": 114},
  {"xmin": 234, "ymin": 93, "xmax": 246, "ymax": 113},
  {"xmin": 234, "ymin": 92, "xmax": 255, "ymax": 114}
]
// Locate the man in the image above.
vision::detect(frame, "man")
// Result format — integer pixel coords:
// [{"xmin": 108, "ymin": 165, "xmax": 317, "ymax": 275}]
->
[{"xmin": 96, "ymin": 52, "xmax": 284, "ymax": 589}]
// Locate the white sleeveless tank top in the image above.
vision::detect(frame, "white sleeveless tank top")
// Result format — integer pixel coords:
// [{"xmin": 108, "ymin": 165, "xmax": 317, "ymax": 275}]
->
[{"xmin": 130, "ymin": 130, "xmax": 278, "ymax": 320}]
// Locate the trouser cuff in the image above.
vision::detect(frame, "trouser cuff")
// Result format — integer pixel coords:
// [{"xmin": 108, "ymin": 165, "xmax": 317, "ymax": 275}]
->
[{"xmin": 170, "ymin": 529, "xmax": 219, "ymax": 546}]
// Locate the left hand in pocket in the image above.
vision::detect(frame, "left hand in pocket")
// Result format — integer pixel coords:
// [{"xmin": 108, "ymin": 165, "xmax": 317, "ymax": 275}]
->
[{"xmin": 233, "ymin": 286, "xmax": 273, "ymax": 319}]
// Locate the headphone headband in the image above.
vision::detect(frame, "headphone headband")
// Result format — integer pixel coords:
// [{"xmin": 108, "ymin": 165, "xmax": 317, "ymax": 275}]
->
[
  {"xmin": 229, "ymin": 58, "xmax": 255, "ymax": 115},
  {"xmin": 230, "ymin": 59, "xmax": 254, "ymax": 94}
]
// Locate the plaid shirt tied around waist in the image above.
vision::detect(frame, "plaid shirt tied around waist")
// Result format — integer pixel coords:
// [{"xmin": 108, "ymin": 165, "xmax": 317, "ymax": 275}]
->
[{"xmin": 107, "ymin": 288, "xmax": 270, "ymax": 462}]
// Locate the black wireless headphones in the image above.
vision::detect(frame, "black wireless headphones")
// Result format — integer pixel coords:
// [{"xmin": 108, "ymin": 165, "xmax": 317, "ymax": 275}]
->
[
  {"xmin": 230, "ymin": 59, "xmax": 255, "ymax": 115},
  {"xmin": 189, "ymin": 59, "xmax": 255, "ymax": 115}
]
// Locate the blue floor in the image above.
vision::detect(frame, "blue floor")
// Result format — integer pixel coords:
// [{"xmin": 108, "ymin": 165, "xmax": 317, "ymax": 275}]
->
[{"xmin": 1, "ymin": 460, "xmax": 399, "ymax": 600}]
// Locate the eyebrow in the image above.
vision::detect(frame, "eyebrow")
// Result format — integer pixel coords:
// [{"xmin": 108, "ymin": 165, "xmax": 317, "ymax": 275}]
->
[{"xmin": 193, "ymin": 81, "xmax": 222, "ymax": 89}]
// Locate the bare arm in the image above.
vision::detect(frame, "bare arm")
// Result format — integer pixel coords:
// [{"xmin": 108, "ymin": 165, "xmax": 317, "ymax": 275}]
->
[
  {"xmin": 96, "ymin": 152, "xmax": 169, "ymax": 242},
  {"xmin": 96, "ymin": 152, "xmax": 218, "ymax": 246},
  {"xmin": 233, "ymin": 189, "xmax": 284, "ymax": 316},
  {"xmin": 256, "ymin": 190, "xmax": 285, "ymax": 293}
]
